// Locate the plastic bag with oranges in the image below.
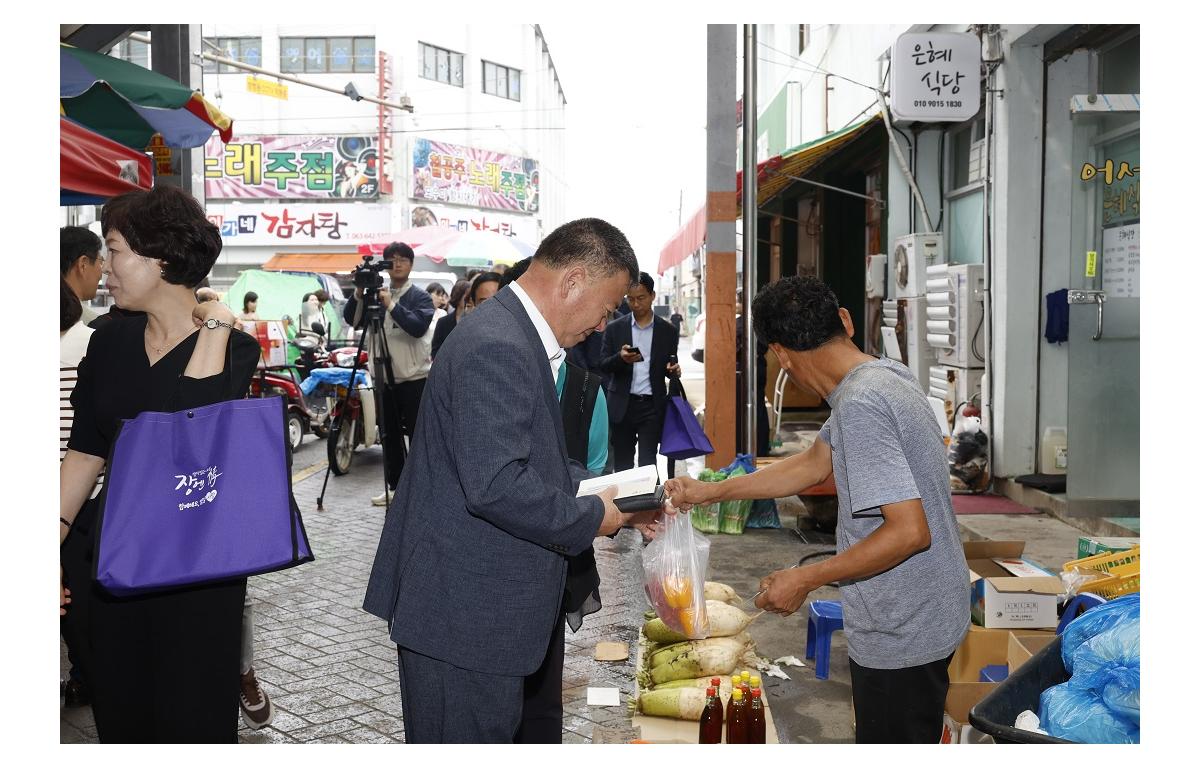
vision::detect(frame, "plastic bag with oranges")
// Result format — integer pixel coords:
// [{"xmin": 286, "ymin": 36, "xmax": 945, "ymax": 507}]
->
[{"xmin": 642, "ymin": 511, "xmax": 711, "ymax": 639}]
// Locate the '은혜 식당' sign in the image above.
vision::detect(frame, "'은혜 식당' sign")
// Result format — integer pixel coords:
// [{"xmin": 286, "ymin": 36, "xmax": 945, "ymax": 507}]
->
[{"xmin": 890, "ymin": 32, "xmax": 981, "ymax": 123}]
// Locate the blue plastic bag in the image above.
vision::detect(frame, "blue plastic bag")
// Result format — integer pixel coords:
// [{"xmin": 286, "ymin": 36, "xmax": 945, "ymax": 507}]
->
[
  {"xmin": 1061, "ymin": 593, "xmax": 1139, "ymax": 673},
  {"xmin": 1039, "ymin": 681, "xmax": 1139, "ymax": 744},
  {"xmin": 1100, "ymin": 666, "xmax": 1140, "ymax": 724}
]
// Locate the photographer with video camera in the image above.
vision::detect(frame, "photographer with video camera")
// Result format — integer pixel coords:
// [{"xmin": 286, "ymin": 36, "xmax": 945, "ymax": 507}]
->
[{"xmin": 343, "ymin": 242, "xmax": 435, "ymax": 506}]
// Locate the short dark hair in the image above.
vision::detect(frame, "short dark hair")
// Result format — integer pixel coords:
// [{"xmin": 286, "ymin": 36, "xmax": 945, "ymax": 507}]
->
[
  {"xmin": 630, "ymin": 272, "xmax": 655, "ymax": 294},
  {"xmin": 61, "ymin": 278, "xmax": 82, "ymax": 332},
  {"xmin": 243, "ymin": 291, "xmax": 258, "ymax": 313},
  {"xmin": 61, "ymin": 226, "xmax": 102, "ymax": 276},
  {"xmin": 465, "ymin": 269, "xmax": 483, "ymax": 281},
  {"xmin": 101, "ymin": 186, "xmax": 222, "ymax": 289},
  {"xmin": 425, "ymin": 282, "xmax": 447, "ymax": 296},
  {"xmin": 499, "ymin": 257, "xmax": 532, "ymax": 287},
  {"xmin": 448, "ymin": 279, "xmax": 472, "ymax": 311},
  {"xmin": 383, "ymin": 242, "xmax": 415, "ymax": 263},
  {"xmin": 468, "ymin": 272, "xmax": 504, "ymax": 303},
  {"xmin": 752, "ymin": 276, "xmax": 847, "ymax": 352},
  {"xmin": 533, "ymin": 218, "xmax": 638, "ymax": 284},
  {"xmin": 313, "ymin": 289, "xmax": 330, "ymax": 303}
]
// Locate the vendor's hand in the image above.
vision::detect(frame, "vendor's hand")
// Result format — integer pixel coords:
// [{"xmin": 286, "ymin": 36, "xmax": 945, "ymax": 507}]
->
[
  {"xmin": 595, "ymin": 486, "xmax": 624, "ymax": 537},
  {"xmin": 754, "ymin": 566, "xmax": 813, "ymax": 617},
  {"xmin": 60, "ymin": 566, "xmax": 70, "ymax": 616},
  {"xmin": 666, "ymin": 362, "xmax": 682, "ymax": 377},
  {"xmin": 354, "ymin": 286, "xmax": 364, "ymax": 299},
  {"xmin": 663, "ymin": 476, "xmax": 714, "ymax": 512},
  {"xmin": 633, "ymin": 522, "xmax": 660, "ymax": 542},
  {"xmin": 192, "ymin": 299, "xmax": 237, "ymax": 328},
  {"xmin": 378, "ymin": 289, "xmax": 393, "ymax": 309},
  {"xmin": 619, "ymin": 345, "xmax": 644, "ymax": 365}
]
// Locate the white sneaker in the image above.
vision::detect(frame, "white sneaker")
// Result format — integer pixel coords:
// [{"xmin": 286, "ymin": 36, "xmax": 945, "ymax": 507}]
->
[{"xmin": 372, "ymin": 491, "xmax": 391, "ymax": 506}]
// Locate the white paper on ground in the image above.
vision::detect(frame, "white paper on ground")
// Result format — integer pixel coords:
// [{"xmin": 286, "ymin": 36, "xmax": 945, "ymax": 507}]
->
[
  {"xmin": 756, "ymin": 660, "xmax": 791, "ymax": 680},
  {"xmin": 586, "ymin": 687, "xmax": 621, "ymax": 706},
  {"xmin": 773, "ymin": 655, "xmax": 806, "ymax": 668}
]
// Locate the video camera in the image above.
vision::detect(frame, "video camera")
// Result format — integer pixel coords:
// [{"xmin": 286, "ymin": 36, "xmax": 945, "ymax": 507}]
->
[{"xmin": 352, "ymin": 254, "xmax": 393, "ymax": 294}]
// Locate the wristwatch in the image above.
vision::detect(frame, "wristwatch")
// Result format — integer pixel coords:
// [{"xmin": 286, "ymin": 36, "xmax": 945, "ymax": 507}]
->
[{"xmin": 203, "ymin": 318, "xmax": 235, "ymax": 331}]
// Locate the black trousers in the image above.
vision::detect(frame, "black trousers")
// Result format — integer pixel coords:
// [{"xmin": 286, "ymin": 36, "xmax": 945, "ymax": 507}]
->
[
  {"xmin": 611, "ymin": 397, "xmax": 662, "ymax": 472},
  {"xmin": 397, "ymin": 646, "xmax": 525, "ymax": 743},
  {"xmin": 515, "ymin": 611, "xmax": 567, "ymax": 743},
  {"xmin": 849, "ymin": 654, "xmax": 953, "ymax": 743},
  {"xmin": 382, "ymin": 377, "xmax": 426, "ymax": 489}
]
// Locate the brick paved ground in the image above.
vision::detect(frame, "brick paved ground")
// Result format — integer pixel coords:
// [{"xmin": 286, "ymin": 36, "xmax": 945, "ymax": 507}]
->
[{"xmin": 61, "ymin": 441, "xmax": 647, "ymax": 744}]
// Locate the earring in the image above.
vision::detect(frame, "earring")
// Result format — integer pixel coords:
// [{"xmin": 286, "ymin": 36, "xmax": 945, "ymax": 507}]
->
[{"xmin": 160, "ymin": 268, "xmax": 166, "ymax": 278}]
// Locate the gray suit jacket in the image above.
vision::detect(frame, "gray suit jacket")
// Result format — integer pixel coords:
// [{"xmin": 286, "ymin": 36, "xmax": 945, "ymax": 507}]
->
[{"xmin": 362, "ymin": 286, "xmax": 605, "ymax": 677}]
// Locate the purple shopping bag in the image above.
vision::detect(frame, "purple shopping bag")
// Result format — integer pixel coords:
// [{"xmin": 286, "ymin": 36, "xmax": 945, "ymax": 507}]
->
[
  {"xmin": 660, "ymin": 378, "xmax": 714, "ymax": 460},
  {"xmin": 94, "ymin": 396, "xmax": 314, "ymax": 596}
]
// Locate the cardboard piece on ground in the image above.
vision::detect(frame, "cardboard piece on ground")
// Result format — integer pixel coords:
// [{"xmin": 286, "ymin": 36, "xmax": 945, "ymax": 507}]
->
[
  {"xmin": 586, "ymin": 687, "xmax": 621, "ymax": 706},
  {"xmin": 595, "ymin": 641, "xmax": 629, "ymax": 661},
  {"xmin": 964, "ymin": 541, "xmax": 1064, "ymax": 629}
]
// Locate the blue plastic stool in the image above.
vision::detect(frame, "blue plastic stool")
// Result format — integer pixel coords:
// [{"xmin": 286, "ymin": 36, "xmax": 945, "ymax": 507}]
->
[
  {"xmin": 1056, "ymin": 592, "xmax": 1107, "ymax": 635},
  {"xmin": 804, "ymin": 600, "xmax": 844, "ymax": 680}
]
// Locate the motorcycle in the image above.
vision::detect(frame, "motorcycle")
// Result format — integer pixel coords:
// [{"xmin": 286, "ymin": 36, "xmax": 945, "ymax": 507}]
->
[{"xmin": 323, "ymin": 352, "xmax": 378, "ymax": 476}]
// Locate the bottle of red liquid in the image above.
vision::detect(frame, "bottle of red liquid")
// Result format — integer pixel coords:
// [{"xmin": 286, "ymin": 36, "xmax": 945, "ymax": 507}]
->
[
  {"xmin": 725, "ymin": 688, "xmax": 748, "ymax": 744},
  {"xmin": 725, "ymin": 674, "xmax": 742, "ymax": 726},
  {"xmin": 749, "ymin": 688, "xmax": 766, "ymax": 744},
  {"xmin": 699, "ymin": 686, "xmax": 723, "ymax": 743}
]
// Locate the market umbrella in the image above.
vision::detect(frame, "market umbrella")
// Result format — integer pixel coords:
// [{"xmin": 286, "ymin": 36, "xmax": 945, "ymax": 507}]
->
[
  {"xmin": 60, "ymin": 43, "xmax": 233, "ymax": 150},
  {"xmin": 413, "ymin": 229, "xmax": 536, "ymax": 269},
  {"xmin": 353, "ymin": 226, "xmax": 473, "ymax": 259},
  {"xmin": 60, "ymin": 115, "xmax": 152, "ymax": 206}
]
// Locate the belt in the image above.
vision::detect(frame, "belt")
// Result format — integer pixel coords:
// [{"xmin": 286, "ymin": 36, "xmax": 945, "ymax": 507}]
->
[{"xmin": 630, "ymin": 394, "xmax": 655, "ymax": 401}]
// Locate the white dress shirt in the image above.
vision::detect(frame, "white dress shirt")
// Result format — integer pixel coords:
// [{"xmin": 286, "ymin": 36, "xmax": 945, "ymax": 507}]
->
[{"xmin": 509, "ymin": 282, "xmax": 565, "ymax": 380}]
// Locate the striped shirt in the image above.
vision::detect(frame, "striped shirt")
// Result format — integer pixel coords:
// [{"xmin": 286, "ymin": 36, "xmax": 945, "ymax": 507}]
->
[{"xmin": 61, "ymin": 323, "xmax": 102, "ymax": 498}]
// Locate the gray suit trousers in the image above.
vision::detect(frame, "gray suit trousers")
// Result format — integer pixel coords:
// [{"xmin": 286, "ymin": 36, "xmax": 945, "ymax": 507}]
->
[{"xmin": 397, "ymin": 645, "xmax": 525, "ymax": 743}]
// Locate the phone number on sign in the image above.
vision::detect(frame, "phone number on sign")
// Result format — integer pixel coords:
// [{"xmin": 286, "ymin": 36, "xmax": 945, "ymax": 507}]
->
[{"xmin": 911, "ymin": 99, "xmax": 964, "ymax": 108}]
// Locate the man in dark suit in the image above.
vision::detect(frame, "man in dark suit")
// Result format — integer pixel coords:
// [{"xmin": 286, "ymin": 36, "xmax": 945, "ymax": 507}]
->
[
  {"xmin": 600, "ymin": 272, "xmax": 682, "ymax": 472},
  {"xmin": 362, "ymin": 219, "xmax": 661, "ymax": 743}
]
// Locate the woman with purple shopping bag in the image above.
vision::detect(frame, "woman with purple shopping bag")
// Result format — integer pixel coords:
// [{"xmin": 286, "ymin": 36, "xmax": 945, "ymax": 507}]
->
[{"xmin": 58, "ymin": 186, "xmax": 267, "ymax": 743}]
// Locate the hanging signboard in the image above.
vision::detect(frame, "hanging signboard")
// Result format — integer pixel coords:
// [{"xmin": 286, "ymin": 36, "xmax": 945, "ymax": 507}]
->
[
  {"xmin": 411, "ymin": 138, "xmax": 539, "ymax": 213},
  {"xmin": 205, "ymin": 202, "xmax": 392, "ymax": 246},
  {"xmin": 409, "ymin": 202, "xmax": 538, "ymax": 243},
  {"xmin": 890, "ymin": 32, "xmax": 982, "ymax": 123},
  {"xmin": 205, "ymin": 135, "xmax": 379, "ymax": 199}
]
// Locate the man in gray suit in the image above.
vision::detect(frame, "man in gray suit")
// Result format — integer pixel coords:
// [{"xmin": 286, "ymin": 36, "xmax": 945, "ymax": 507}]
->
[{"xmin": 363, "ymin": 218, "xmax": 659, "ymax": 743}]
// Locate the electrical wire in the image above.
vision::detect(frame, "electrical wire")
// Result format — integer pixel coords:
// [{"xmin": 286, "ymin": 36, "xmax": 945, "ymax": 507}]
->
[{"xmin": 935, "ymin": 128, "xmax": 946, "ymax": 231}]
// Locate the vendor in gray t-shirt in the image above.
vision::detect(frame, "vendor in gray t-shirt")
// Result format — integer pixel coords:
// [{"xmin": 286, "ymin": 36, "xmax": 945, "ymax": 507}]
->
[{"xmin": 665, "ymin": 276, "xmax": 970, "ymax": 744}]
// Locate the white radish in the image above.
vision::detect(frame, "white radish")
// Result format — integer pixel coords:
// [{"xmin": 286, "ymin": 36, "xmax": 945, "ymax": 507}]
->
[
  {"xmin": 631, "ymin": 687, "xmax": 709, "ymax": 721},
  {"xmin": 704, "ymin": 581, "xmax": 742, "ymax": 604},
  {"xmin": 705, "ymin": 600, "xmax": 760, "ymax": 638},
  {"xmin": 649, "ymin": 636, "xmax": 746, "ymax": 685}
]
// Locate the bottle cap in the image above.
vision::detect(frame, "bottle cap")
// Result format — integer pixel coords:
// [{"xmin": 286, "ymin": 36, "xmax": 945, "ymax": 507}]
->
[
  {"xmin": 732, "ymin": 688, "xmax": 743, "ymax": 700},
  {"xmin": 752, "ymin": 688, "xmax": 762, "ymax": 698},
  {"xmin": 740, "ymin": 669, "xmax": 751, "ymax": 679},
  {"xmin": 731, "ymin": 674, "xmax": 742, "ymax": 685},
  {"xmin": 706, "ymin": 687, "xmax": 716, "ymax": 697},
  {"xmin": 750, "ymin": 675, "xmax": 762, "ymax": 687},
  {"xmin": 711, "ymin": 677, "xmax": 722, "ymax": 686}
]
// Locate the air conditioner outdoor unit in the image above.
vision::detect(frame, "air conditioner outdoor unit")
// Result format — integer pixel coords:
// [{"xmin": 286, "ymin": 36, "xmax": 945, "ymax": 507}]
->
[{"xmin": 892, "ymin": 233, "xmax": 944, "ymax": 299}]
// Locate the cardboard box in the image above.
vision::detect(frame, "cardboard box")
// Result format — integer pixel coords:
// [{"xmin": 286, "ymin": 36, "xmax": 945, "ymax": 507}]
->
[
  {"xmin": 943, "ymin": 626, "xmax": 1056, "ymax": 737},
  {"xmin": 965, "ymin": 541, "xmax": 1064, "ymax": 629},
  {"xmin": 1006, "ymin": 630, "xmax": 1056, "ymax": 673},
  {"xmin": 1077, "ymin": 536, "xmax": 1139, "ymax": 560}
]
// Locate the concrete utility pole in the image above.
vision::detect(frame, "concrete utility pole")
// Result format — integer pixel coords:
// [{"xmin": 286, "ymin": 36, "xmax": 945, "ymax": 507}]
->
[
  {"xmin": 705, "ymin": 25, "xmax": 737, "ymax": 468},
  {"xmin": 742, "ymin": 23, "xmax": 758, "ymax": 462}
]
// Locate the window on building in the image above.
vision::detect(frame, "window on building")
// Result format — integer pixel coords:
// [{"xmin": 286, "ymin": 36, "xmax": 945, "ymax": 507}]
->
[
  {"xmin": 945, "ymin": 118, "xmax": 986, "ymax": 264},
  {"xmin": 482, "ymin": 60, "xmax": 521, "ymax": 101},
  {"xmin": 203, "ymin": 37, "xmax": 262, "ymax": 74},
  {"xmin": 419, "ymin": 42, "xmax": 464, "ymax": 87},
  {"xmin": 279, "ymin": 36, "xmax": 374, "ymax": 74},
  {"xmin": 797, "ymin": 24, "xmax": 809, "ymax": 56},
  {"xmin": 111, "ymin": 37, "xmax": 151, "ymax": 69}
]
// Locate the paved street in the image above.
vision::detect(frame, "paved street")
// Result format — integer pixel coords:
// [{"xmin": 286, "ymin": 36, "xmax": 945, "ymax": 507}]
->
[{"xmin": 61, "ymin": 438, "xmax": 649, "ymax": 744}]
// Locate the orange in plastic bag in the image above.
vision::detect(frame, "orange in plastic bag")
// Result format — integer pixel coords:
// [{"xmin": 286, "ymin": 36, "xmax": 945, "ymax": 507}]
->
[{"xmin": 642, "ymin": 512, "xmax": 711, "ymax": 639}]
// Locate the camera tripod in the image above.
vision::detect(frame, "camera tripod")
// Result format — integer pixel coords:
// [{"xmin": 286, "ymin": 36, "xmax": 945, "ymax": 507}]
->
[{"xmin": 315, "ymin": 290, "xmax": 406, "ymax": 511}]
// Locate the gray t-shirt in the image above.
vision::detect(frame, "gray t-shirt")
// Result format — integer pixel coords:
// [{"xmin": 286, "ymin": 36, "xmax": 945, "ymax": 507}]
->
[{"xmin": 818, "ymin": 357, "xmax": 969, "ymax": 669}]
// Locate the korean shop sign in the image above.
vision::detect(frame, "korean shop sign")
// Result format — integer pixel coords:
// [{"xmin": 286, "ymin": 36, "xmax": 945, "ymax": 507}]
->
[
  {"xmin": 412, "ymin": 138, "xmax": 539, "ymax": 213},
  {"xmin": 891, "ymin": 32, "xmax": 981, "ymax": 122},
  {"xmin": 205, "ymin": 135, "xmax": 379, "ymax": 199}
]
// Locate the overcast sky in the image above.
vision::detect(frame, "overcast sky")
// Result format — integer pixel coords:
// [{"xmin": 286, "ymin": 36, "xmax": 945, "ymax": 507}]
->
[{"xmin": 539, "ymin": 23, "xmax": 710, "ymax": 276}]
